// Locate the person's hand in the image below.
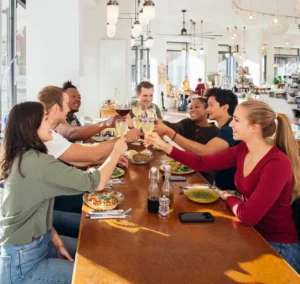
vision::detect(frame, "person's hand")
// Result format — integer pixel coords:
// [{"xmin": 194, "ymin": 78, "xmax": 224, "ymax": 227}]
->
[
  {"xmin": 154, "ymin": 120, "xmax": 171, "ymax": 137},
  {"xmin": 56, "ymin": 245, "xmax": 74, "ymax": 262},
  {"xmin": 113, "ymin": 137, "xmax": 128, "ymax": 155},
  {"xmin": 124, "ymin": 128, "xmax": 141, "ymax": 142},
  {"xmin": 213, "ymin": 188, "xmax": 234, "ymax": 200},
  {"xmin": 145, "ymin": 132, "xmax": 168, "ymax": 151},
  {"xmin": 104, "ymin": 115, "xmax": 123, "ymax": 127},
  {"xmin": 117, "ymin": 155, "xmax": 128, "ymax": 168},
  {"xmin": 126, "ymin": 117, "xmax": 134, "ymax": 128}
]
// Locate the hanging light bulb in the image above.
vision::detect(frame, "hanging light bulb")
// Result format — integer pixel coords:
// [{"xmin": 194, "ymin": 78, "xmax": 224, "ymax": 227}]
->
[
  {"xmin": 131, "ymin": 37, "xmax": 135, "ymax": 47},
  {"xmin": 144, "ymin": 36, "xmax": 153, "ymax": 48},
  {"xmin": 133, "ymin": 20, "xmax": 142, "ymax": 37},
  {"xmin": 181, "ymin": 48, "xmax": 186, "ymax": 54},
  {"xmin": 295, "ymin": 0, "xmax": 300, "ymax": 15},
  {"xmin": 244, "ymin": 11, "xmax": 260, "ymax": 25},
  {"xmin": 228, "ymin": 28, "xmax": 241, "ymax": 43},
  {"xmin": 139, "ymin": 9, "xmax": 149, "ymax": 26},
  {"xmin": 285, "ymin": 39, "xmax": 293, "ymax": 47},
  {"xmin": 199, "ymin": 47, "xmax": 204, "ymax": 55},
  {"xmin": 107, "ymin": 0, "xmax": 119, "ymax": 25},
  {"xmin": 189, "ymin": 46, "xmax": 194, "ymax": 54},
  {"xmin": 131, "ymin": 27, "xmax": 139, "ymax": 38},
  {"xmin": 107, "ymin": 24, "xmax": 116, "ymax": 38},
  {"xmin": 269, "ymin": 15, "xmax": 289, "ymax": 34},
  {"xmin": 143, "ymin": 0, "xmax": 155, "ymax": 21},
  {"xmin": 225, "ymin": 53, "xmax": 230, "ymax": 58},
  {"xmin": 262, "ymin": 44, "xmax": 267, "ymax": 55}
]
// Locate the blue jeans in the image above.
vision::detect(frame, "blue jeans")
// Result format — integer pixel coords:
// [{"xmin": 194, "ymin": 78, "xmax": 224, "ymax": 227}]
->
[
  {"xmin": 0, "ymin": 230, "xmax": 77, "ymax": 284},
  {"xmin": 53, "ymin": 210, "xmax": 81, "ymax": 238},
  {"xmin": 268, "ymin": 241, "xmax": 300, "ymax": 274}
]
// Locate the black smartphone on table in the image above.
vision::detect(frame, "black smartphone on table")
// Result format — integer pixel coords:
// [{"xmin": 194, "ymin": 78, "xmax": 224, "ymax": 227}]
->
[{"xmin": 179, "ymin": 212, "xmax": 215, "ymax": 223}]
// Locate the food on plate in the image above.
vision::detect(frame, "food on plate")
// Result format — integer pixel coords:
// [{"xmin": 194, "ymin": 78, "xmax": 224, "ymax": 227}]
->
[
  {"xmin": 184, "ymin": 188, "xmax": 219, "ymax": 203},
  {"xmin": 127, "ymin": 150, "xmax": 138, "ymax": 160},
  {"xmin": 112, "ymin": 167, "xmax": 124, "ymax": 178},
  {"xmin": 163, "ymin": 160, "xmax": 193, "ymax": 173},
  {"xmin": 132, "ymin": 153, "xmax": 152, "ymax": 163},
  {"xmin": 86, "ymin": 191, "xmax": 120, "ymax": 207}
]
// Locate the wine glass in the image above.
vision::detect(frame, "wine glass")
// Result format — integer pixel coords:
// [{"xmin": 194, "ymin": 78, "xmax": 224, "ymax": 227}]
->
[
  {"xmin": 141, "ymin": 117, "xmax": 155, "ymax": 154},
  {"xmin": 132, "ymin": 105, "xmax": 142, "ymax": 118},
  {"xmin": 115, "ymin": 119, "xmax": 128, "ymax": 138},
  {"xmin": 146, "ymin": 106, "xmax": 156, "ymax": 119},
  {"xmin": 115, "ymin": 100, "xmax": 131, "ymax": 117}
]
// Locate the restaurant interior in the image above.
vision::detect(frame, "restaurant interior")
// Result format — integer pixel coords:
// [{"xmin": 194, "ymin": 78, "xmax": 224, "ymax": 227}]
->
[{"xmin": 1, "ymin": 0, "xmax": 300, "ymax": 283}]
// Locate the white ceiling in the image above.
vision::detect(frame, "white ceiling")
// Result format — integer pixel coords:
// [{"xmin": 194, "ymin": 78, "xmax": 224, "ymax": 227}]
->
[{"xmin": 154, "ymin": 0, "xmax": 300, "ymax": 34}]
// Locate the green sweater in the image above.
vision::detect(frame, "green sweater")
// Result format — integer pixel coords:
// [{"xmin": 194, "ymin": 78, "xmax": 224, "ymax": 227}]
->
[{"xmin": 0, "ymin": 150, "xmax": 100, "ymax": 245}]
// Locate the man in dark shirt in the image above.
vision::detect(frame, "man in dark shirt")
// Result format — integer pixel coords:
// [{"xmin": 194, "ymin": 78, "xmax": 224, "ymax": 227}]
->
[{"xmin": 155, "ymin": 88, "xmax": 239, "ymax": 191}]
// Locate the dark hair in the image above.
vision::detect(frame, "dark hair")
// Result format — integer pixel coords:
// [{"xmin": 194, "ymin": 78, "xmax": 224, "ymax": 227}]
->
[
  {"xmin": 38, "ymin": 86, "xmax": 64, "ymax": 113},
  {"xmin": 0, "ymin": 102, "xmax": 48, "ymax": 179},
  {"xmin": 136, "ymin": 81, "xmax": 154, "ymax": 94},
  {"xmin": 205, "ymin": 88, "xmax": 238, "ymax": 116},
  {"xmin": 193, "ymin": 97, "xmax": 208, "ymax": 109},
  {"xmin": 62, "ymin": 80, "xmax": 77, "ymax": 91},
  {"xmin": 198, "ymin": 78, "xmax": 202, "ymax": 82}
]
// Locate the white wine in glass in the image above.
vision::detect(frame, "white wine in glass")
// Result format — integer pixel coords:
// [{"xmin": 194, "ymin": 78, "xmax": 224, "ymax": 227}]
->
[
  {"xmin": 133, "ymin": 117, "xmax": 142, "ymax": 129},
  {"xmin": 132, "ymin": 106, "xmax": 142, "ymax": 117},
  {"xmin": 146, "ymin": 106, "xmax": 156, "ymax": 119},
  {"xmin": 142, "ymin": 118, "xmax": 155, "ymax": 154},
  {"xmin": 115, "ymin": 119, "xmax": 128, "ymax": 137}
]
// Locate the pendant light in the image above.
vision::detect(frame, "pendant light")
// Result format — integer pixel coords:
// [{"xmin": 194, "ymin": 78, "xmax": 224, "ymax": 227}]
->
[
  {"xmin": 199, "ymin": 20, "xmax": 204, "ymax": 55},
  {"xmin": 107, "ymin": 0, "xmax": 119, "ymax": 25},
  {"xmin": 143, "ymin": 0, "xmax": 155, "ymax": 21}
]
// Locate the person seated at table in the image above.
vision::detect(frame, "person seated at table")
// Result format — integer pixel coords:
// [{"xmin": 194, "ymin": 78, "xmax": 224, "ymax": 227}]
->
[
  {"xmin": 181, "ymin": 76, "xmax": 190, "ymax": 90},
  {"xmin": 130, "ymin": 81, "xmax": 163, "ymax": 119},
  {"xmin": 0, "ymin": 101, "xmax": 128, "ymax": 283},
  {"xmin": 38, "ymin": 86, "xmax": 138, "ymax": 237},
  {"xmin": 195, "ymin": 78, "xmax": 205, "ymax": 97},
  {"xmin": 155, "ymin": 88, "xmax": 239, "ymax": 191},
  {"xmin": 146, "ymin": 100, "xmax": 300, "ymax": 274},
  {"xmin": 43, "ymin": 81, "xmax": 120, "ymax": 143},
  {"xmin": 155, "ymin": 97, "xmax": 219, "ymax": 184}
]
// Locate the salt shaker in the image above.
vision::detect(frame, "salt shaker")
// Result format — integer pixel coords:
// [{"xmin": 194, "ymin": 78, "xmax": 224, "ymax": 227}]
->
[{"xmin": 158, "ymin": 195, "xmax": 170, "ymax": 218}]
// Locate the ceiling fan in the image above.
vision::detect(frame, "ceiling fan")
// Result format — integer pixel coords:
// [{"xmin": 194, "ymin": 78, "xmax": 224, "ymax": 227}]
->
[{"xmin": 155, "ymin": 10, "xmax": 223, "ymax": 40}]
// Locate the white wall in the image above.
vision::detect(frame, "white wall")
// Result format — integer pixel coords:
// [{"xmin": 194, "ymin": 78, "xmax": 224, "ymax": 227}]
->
[
  {"xmin": 27, "ymin": 0, "xmax": 80, "ymax": 101},
  {"xmin": 80, "ymin": 0, "xmax": 133, "ymax": 118}
]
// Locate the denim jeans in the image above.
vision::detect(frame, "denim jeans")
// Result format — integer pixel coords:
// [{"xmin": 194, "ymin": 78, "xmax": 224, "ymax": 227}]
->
[
  {"xmin": 0, "ymin": 230, "xmax": 77, "ymax": 284},
  {"xmin": 268, "ymin": 241, "xmax": 300, "ymax": 274},
  {"xmin": 53, "ymin": 210, "xmax": 81, "ymax": 238}
]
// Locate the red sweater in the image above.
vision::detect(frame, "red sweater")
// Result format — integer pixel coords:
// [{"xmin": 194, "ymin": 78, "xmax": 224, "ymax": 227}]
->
[{"xmin": 169, "ymin": 142, "xmax": 298, "ymax": 243}]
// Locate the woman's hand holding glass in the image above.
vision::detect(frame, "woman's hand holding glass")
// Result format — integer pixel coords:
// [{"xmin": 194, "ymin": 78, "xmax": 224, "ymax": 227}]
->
[
  {"xmin": 113, "ymin": 137, "xmax": 128, "ymax": 156},
  {"xmin": 145, "ymin": 132, "xmax": 173, "ymax": 154}
]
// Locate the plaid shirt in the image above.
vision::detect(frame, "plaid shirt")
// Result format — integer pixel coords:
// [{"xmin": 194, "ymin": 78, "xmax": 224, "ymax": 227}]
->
[{"xmin": 66, "ymin": 115, "xmax": 81, "ymax": 127}]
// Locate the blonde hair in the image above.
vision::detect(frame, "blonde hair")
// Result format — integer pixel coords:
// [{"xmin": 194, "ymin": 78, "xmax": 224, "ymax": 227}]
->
[{"xmin": 240, "ymin": 100, "xmax": 300, "ymax": 202}]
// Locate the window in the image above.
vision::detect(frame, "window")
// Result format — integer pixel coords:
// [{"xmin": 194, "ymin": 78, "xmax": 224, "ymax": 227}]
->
[
  {"xmin": 166, "ymin": 42, "xmax": 205, "ymax": 91},
  {"xmin": 0, "ymin": 0, "xmax": 26, "ymax": 125}
]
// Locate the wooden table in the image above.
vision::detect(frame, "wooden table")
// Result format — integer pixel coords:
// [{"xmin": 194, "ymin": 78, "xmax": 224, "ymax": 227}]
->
[{"xmin": 72, "ymin": 148, "xmax": 299, "ymax": 284}]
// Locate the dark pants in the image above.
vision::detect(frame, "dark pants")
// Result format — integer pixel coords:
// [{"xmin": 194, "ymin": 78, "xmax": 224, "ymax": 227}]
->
[{"xmin": 53, "ymin": 210, "xmax": 81, "ymax": 239}]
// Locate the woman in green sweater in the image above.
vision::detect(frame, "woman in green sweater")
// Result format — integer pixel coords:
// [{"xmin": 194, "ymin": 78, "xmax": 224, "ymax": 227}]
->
[{"xmin": 0, "ymin": 102, "xmax": 127, "ymax": 283}]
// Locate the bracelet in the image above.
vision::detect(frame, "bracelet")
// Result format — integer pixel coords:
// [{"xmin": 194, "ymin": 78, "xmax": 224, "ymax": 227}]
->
[{"xmin": 171, "ymin": 132, "xmax": 177, "ymax": 141}]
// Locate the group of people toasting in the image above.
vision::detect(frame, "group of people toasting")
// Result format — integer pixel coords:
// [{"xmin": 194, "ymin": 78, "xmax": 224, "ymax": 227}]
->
[{"xmin": 0, "ymin": 80, "xmax": 300, "ymax": 284}]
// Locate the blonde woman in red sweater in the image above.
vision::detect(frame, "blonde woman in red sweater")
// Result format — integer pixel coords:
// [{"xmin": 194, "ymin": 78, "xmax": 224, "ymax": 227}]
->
[{"xmin": 146, "ymin": 100, "xmax": 300, "ymax": 273}]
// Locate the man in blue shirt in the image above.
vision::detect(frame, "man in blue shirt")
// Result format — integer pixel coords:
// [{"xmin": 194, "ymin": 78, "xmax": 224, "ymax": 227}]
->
[{"xmin": 154, "ymin": 88, "xmax": 238, "ymax": 190}]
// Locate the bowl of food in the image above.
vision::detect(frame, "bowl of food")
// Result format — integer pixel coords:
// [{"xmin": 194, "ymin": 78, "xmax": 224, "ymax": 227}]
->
[
  {"xmin": 126, "ymin": 150, "xmax": 153, "ymax": 164},
  {"xmin": 83, "ymin": 190, "xmax": 124, "ymax": 211},
  {"xmin": 184, "ymin": 188, "xmax": 219, "ymax": 204},
  {"xmin": 160, "ymin": 160, "xmax": 195, "ymax": 175}
]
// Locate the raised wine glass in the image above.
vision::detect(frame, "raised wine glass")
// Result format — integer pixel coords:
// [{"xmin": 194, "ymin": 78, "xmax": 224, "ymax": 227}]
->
[
  {"xmin": 115, "ymin": 100, "xmax": 131, "ymax": 117},
  {"xmin": 132, "ymin": 104, "xmax": 142, "ymax": 118},
  {"xmin": 146, "ymin": 106, "xmax": 156, "ymax": 119},
  {"xmin": 141, "ymin": 117, "xmax": 155, "ymax": 154},
  {"xmin": 115, "ymin": 119, "xmax": 128, "ymax": 138}
]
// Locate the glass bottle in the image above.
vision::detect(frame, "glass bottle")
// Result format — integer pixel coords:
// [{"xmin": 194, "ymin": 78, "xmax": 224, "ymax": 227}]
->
[
  {"xmin": 161, "ymin": 165, "xmax": 174, "ymax": 213},
  {"xmin": 148, "ymin": 167, "xmax": 159, "ymax": 213},
  {"xmin": 158, "ymin": 195, "xmax": 170, "ymax": 218}
]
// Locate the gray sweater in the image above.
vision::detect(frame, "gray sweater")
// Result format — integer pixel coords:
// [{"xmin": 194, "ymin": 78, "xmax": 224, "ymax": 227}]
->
[{"xmin": 0, "ymin": 150, "xmax": 100, "ymax": 245}]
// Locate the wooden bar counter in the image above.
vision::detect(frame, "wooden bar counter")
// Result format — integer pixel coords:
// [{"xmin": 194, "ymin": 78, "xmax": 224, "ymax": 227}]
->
[{"xmin": 72, "ymin": 147, "xmax": 299, "ymax": 284}]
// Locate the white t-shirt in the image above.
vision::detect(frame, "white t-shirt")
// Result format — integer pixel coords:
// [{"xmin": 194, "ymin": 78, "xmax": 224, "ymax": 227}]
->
[{"xmin": 45, "ymin": 130, "xmax": 72, "ymax": 158}]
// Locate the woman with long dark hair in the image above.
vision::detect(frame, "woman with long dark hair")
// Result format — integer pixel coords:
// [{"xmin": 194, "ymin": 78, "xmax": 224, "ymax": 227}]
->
[
  {"xmin": 147, "ymin": 100, "xmax": 300, "ymax": 273},
  {"xmin": 0, "ymin": 102, "xmax": 127, "ymax": 283}
]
